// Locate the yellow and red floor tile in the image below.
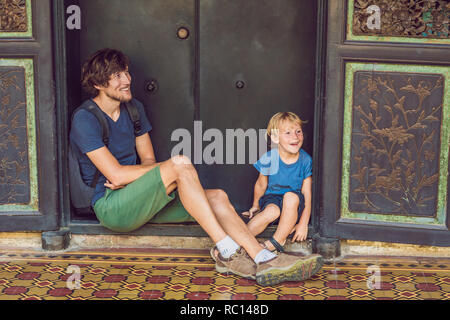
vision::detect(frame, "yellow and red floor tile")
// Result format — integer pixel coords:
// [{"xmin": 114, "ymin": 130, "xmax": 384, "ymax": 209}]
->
[{"xmin": 0, "ymin": 249, "xmax": 448, "ymax": 300}]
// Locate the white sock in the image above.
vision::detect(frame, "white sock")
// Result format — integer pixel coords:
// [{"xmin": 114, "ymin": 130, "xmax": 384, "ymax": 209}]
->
[
  {"xmin": 254, "ymin": 249, "xmax": 277, "ymax": 264},
  {"xmin": 216, "ymin": 236, "xmax": 240, "ymax": 259}
]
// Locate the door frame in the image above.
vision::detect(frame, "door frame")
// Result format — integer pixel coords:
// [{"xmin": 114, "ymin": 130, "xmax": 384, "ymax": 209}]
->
[
  {"xmin": 319, "ymin": 0, "xmax": 450, "ymax": 246},
  {"xmin": 0, "ymin": 0, "xmax": 58, "ymax": 232},
  {"xmin": 52, "ymin": 0, "xmax": 327, "ymax": 239}
]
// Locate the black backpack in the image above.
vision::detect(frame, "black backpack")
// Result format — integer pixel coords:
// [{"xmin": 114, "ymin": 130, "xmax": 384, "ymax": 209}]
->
[{"xmin": 69, "ymin": 100, "xmax": 142, "ymax": 216}]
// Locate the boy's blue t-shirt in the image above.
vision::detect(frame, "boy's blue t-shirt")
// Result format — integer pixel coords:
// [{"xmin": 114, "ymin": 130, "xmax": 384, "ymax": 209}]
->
[
  {"xmin": 253, "ymin": 148, "xmax": 312, "ymax": 195},
  {"xmin": 70, "ymin": 98, "xmax": 152, "ymax": 206}
]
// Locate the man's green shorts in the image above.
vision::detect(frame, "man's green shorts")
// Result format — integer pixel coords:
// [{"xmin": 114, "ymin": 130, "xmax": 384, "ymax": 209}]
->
[{"xmin": 94, "ymin": 166, "xmax": 195, "ymax": 232}]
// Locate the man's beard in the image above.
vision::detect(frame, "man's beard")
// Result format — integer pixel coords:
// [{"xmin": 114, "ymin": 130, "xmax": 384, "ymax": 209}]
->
[{"xmin": 106, "ymin": 90, "xmax": 132, "ymax": 103}]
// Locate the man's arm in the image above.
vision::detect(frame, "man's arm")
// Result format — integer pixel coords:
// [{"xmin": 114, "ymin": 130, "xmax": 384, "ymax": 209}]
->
[
  {"xmin": 87, "ymin": 132, "xmax": 158, "ymax": 188},
  {"xmin": 135, "ymin": 132, "xmax": 157, "ymax": 166}
]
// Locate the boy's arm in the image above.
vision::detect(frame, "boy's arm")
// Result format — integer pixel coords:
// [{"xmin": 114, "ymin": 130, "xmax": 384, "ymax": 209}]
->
[
  {"xmin": 242, "ymin": 173, "xmax": 268, "ymax": 218},
  {"xmin": 291, "ymin": 176, "xmax": 312, "ymax": 242},
  {"xmin": 252, "ymin": 173, "xmax": 268, "ymax": 209},
  {"xmin": 299, "ymin": 176, "xmax": 312, "ymax": 226}
]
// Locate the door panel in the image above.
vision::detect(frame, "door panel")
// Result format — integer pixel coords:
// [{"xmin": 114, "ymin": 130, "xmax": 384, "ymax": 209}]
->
[
  {"xmin": 321, "ymin": 0, "xmax": 450, "ymax": 246},
  {"xmin": 0, "ymin": 0, "xmax": 58, "ymax": 231},
  {"xmin": 199, "ymin": 0, "xmax": 317, "ymax": 211}
]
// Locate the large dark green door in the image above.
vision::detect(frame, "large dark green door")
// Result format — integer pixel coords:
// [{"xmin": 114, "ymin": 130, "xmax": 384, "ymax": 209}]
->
[{"xmin": 66, "ymin": 0, "xmax": 317, "ymax": 216}]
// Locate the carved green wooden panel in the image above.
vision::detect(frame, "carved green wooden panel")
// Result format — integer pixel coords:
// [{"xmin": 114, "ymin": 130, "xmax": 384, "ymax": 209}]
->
[
  {"xmin": 341, "ymin": 62, "xmax": 449, "ymax": 226},
  {"xmin": 347, "ymin": 0, "xmax": 450, "ymax": 44},
  {"xmin": 0, "ymin": 59, "xmax": 38, "ymax": 212},
  {"xmin": 0, "ymin": 0, "xmax": 32, "ymax": 38}
]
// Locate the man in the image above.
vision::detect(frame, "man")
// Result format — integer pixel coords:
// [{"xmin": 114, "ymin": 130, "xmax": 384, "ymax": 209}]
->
[{"xmin": 70, "ymin": 48, "xmax": 323, "ymax": 286}]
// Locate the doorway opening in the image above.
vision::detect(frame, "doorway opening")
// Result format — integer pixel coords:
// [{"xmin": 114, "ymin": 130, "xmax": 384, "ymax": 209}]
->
[{"xmin": 62, "ymin": 0, "xmax": 322, "ymax": 237}]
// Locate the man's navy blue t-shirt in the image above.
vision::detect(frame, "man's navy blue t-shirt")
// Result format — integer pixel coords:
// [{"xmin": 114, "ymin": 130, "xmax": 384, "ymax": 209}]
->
[{"xmin": 70, "ymin": 98, "xmax": 152, "ymax": 206}]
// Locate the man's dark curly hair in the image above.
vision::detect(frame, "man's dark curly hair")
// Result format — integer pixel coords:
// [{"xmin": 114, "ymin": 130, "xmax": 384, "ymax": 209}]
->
[{"xmin": 81, "ymin": 48, "xmax": 130, "ymax": 97}]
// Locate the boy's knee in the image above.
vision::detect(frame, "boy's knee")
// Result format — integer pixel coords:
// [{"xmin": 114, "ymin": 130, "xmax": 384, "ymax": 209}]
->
[
  {"xmin": 283, "ymin": 192, "xmax": 300, "ymax": 208},
  {"xmin": 264, "ymin": 204, "xmax": 281, "ymax": 222}
]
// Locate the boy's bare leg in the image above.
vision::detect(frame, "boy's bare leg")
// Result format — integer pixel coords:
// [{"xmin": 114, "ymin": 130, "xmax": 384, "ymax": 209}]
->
[
  {"xmin": 246, "ymin": 204, "xmax": 280, "ymax": 237},
  {"xmin": 158, "ymin": 156, "xmax": 227, "ymax": 244},
  {"xmin": 204, "ymin": 189, "xmax": 271, "ymax": 260},
  {"xmin": 268, "ymin": 192, "xmax": 299, "ymax": 250}
]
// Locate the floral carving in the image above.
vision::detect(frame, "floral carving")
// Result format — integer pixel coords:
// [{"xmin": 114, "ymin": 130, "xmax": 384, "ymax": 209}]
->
[
  {"xmin": 353, "ymin": 0, "xmax": 450, "ymax": 38},
  {"xmin": 349, "ymin": 71, "xmax": 443, "ymax": 216},
  {"xmin": 0, "ymin": 67, "xmax": 29, "ymax": 205},
  {"xmin": 0, "ymin": 0, "xmax": 28, "ymax": 32}
]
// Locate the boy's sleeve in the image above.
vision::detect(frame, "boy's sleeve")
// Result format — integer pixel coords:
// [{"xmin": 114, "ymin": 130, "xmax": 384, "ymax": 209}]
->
[
  {"xmin": 253, "ymin": 150, "xmax": 279, "ymax": 176},
  {"xmin": 70, "ymin": 110, "xmax": 105, "ymax": 154},
  {"xmin": 134, "ymin": 99, "xmax": 152, "ymax": 136},
  {"xmin": 303, "ymin": 154, "xmax": 312, "ymax": 179},
  {"xmin": 253, "ymin": 159, "xmax": 264, "ymax": 175}
]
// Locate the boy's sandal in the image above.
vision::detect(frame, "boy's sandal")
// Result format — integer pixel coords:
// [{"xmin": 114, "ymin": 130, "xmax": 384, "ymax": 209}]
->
[
  {"xmin": 269, "ymin": 237, "xmax": 285, "ymax": 253},
  {"xmin": 262, "ymin": 237, "xmax": 285, "ymax": 253}
]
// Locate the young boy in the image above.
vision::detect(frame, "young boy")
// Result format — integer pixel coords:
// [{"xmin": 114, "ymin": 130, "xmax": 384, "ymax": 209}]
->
[{"xmin": 243, "ymin": 112, "xmax": 313, "ymax": 252}]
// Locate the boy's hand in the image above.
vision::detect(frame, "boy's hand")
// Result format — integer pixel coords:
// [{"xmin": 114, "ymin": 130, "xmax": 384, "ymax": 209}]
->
[
  {"xmin": 290, "ymin": 222, "xmax": 308, "ymax": 242},
  {"xmin": 241, "ymin": 207, "xmax": 260, "ymax": 219}
]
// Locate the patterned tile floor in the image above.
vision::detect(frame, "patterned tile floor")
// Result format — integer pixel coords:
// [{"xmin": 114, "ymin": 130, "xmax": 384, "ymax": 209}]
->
[{"xmin": 0, "ymin": 248, "xmax": 448, "ymax": 300}]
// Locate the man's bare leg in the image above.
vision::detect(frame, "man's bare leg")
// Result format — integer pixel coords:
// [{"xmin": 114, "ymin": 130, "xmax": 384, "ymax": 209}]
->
[
  {"xmin": 157, "ymin": 156, "xmax": 227, "ymax": 244},
  {"xmin": 205, "ymin": 189, "xmax": 269, "ymax": 260},
  {"xmin": 158, "ymin": 156, "xmax": 274, "ymax": 262}
]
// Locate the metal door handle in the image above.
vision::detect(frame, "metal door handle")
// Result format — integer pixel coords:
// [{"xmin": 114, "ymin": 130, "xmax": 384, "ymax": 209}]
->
[
  {"xmin": 236, "ymin": 80, "xmax": 245, "ymax": 89},
  {"xmin": 145, "ymin": 79, "xmax": 159, "ymax": 94}
]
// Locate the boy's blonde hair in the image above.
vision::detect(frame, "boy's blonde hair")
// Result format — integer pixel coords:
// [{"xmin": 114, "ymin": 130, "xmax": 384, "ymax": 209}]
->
[{"xmin": 266, "ymin": 112, "xmax": 305, "ymax": 139}]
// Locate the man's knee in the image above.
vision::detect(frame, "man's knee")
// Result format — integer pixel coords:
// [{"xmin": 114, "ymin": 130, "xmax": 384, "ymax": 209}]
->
[
  {"xmin": 171, "ymin": 155, "xmax": 193, "ymax": 166},
  {"xmin": 170, "ymin": 155, "xmax": 196, "ymax": 179},
  {"xmin": 282, "ymin": 192, "xmax": 300, "ymax": 208}
]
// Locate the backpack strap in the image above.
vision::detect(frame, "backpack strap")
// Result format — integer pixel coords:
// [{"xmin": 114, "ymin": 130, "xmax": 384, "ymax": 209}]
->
[
  {"xmin": 71, "ymin": 101, "xmax": 109, "ymax": 188},
  {"xmin": 83, "ymin": 103, "xmax": 110, "ymax": 146},
  {"xmin": 124, "ymin": 100, "xmax": 142, "ymax": 136}
]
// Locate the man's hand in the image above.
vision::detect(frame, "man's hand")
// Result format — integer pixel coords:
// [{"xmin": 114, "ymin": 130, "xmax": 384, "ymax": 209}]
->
[
  {"xmin": 290, "ymin": 222, "xmax": 308, "ymax": 242},
  {"xmin": 104, "ymin": 180, "xmax": 125, "ymax": 190},
  {"xmin": 241, "ymin": 206, "xmax": 260, "ymax": 219}
]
